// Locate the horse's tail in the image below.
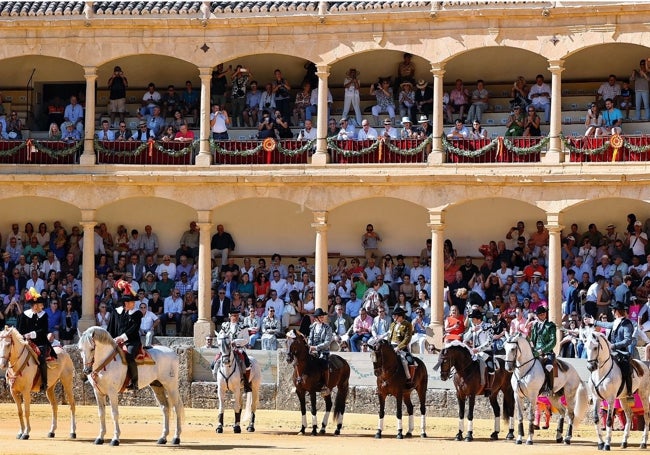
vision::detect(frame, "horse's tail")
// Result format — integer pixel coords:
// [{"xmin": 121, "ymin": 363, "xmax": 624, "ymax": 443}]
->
[
  {"xmin": 572, "ymin": 380, "xmax": 589, "ymax": 430},
  {"xmin": 501, "ymin": 373, "xmax": 516, "ymax": 422},
  {"xmin": 333, "ymin": 364, "xmax": 350, "ymax": 421}
]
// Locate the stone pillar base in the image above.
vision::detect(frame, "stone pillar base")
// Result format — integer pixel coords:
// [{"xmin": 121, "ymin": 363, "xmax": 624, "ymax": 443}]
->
[
  {"xmin": 193, "ymin": 320, "xmax": 215, "ymax": 348},
  {"xmin": 195, "ymin": 153, "xmax": 212, "ymax": 167},
  {"xmin": 427, "ymin": 150, "xmax": 443, "ymax": 164},
  {"xmin": 311, "ymin": 152, "xmax": 328, "ymax": 165},
  {"xmin": 79, "ymin": 154, "xmax": 96, "ymax": 166},
  {"xmin": 78, "ymin": 315, "xmax": 96, "ymax": 334},
  {"xmin": 428, "ymin": 321, "xmax": 444, "ymax": 351}
]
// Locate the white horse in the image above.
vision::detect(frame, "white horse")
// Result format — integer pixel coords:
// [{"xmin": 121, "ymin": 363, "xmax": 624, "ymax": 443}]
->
[
  {"xmin": 583, "ymin": 329, "xmax": 650, "ymax": 450},
  {"xmin": 503, "ymin": 332, "xmax": 589, "ymax": 445},
  {"xmin": 0, "ymin": 326, "xmax": 76, "ymax": 440},
  {"xmin": 78, "ymin": 326, "xmax": 184, "ymax": 446},
  {"xmin": 211, "ymin": 332, "xmax": 261, "ymax": 434}
]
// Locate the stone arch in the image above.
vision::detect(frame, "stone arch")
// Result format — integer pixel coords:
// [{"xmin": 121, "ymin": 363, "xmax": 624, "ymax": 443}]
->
[
  {"xmin": 96, "ymin": 55, "xmax": 201, "ymax": 91},
  {"xmin": 562, "ymin": 43, "xmax": 650, "ymax": 82},
  {"xmin": 0, "ymin": 196, "xmax": 81, "ymax": 238},
  {"xmin": 560, "ymin": 197, "xmax": 650, "ymax": 233}
]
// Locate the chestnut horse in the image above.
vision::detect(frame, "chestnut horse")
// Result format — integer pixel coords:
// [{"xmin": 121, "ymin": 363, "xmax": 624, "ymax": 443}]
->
[
  {"xmin": 368, "ymin": 338, "xmax": 428, "ymax": 439},
  {"xmin": 285, "ymin": 330, "xmax": 350, "ymax": 436},
  {"xmin": 435, "ymin": 341, "xmax": 515, "ymax": 441}
]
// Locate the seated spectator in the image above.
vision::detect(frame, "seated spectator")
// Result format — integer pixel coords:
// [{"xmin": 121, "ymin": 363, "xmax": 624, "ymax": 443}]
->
[
  {"xmin": 510, "ymin": 76, "xmax": 530, "ymax": 110},
  {"xmin": 446, "ymin": 79, "xmax": 470, "ymax": 123},
  {"xmin": 114, "ymin": 122, "xmax": 132, "ymax": 141},
  {"xmin": 306, "ymin": 84, "xmax": 333, "ymax": 123},
  {"xmin": 293, "ymin": 82, "xmax": 312, "ymax": 126},
  {"xmin": 181, "ymin": 80, "xmax": 199, "ymax": 126},
  {"xmin": 169, "ymin": 110, "xmax": 187, "ymax": 130},
  {"xmin": 414, "ymin": 79, "xmax": 433, "ymax": 118},
  {"xmin": 349, "ymin": 307, "xmax": 373, "ymax": 352},
  {"xmin": 260, "ymin": 307, "xmax": 281, "ymax": 350},
  {"xmin": 410, "ymin": 307, "xmax": 430, "ymax": 354},
  {"xmin": 174, "ymin": 123, "xmax": 194, "ymax": 142},
  {"xmin": 180, "ymin": 291, "xmax": 198, "ymax": 336},
  {"xmin": 243, "ymin": 80, "xmax": 261, "ymax": 128},
  {"xmin": 619, "ymin": 80, "xmax": 633, "ymax": 120},
  {"xmin": 523, "ymin": 105, "xmax": 542, "ymax": 137},
  {"xmin": 528, "ymin": 74, "xmax": 551, "ymax": 123},
  {"xmin": 330, "ymin": 303, "xmax": 353, "ymax": 350},
  {"xmin": 357, "ymin": 119, "xmax": 378, "ymax": 140},
  {"xmin": 596, "ymin": 74, "xmax": 621, "ymax": 109},
  {"xmin": 297, "ymin": 119, "xmax": 316, "ymax": 141},
  {"xmin": 61, "ymin": 122, "xmax": 81, "ymax": 143},
  {"xmin": 398, "ymin": 81, "xmax": 416, "ymax": 123},
  {"xmin": 447, "ymin": 118, "xmax": 469, "ymax": 139},
  {"xmin": 146, "ymin": 106, "xmax": 166, "ymax": 138},
  {"xmin": 400, "ymin": 117, "xmax": 417, "ymax": 139},
  {"xmin": 504, "ymin": 106, "xmax": 525, "ymax": 137},
  {"xmin": 160, "ymin": 288, "xmax": 183, "ymax": 335},
  {"xmin": 160, "ymin": 125, "xmax": 177, "ymax": 142},
  {"xmin": 468, "ymin": 120, "xmax": 488, "ymax": 140},
  {"xmin": 273, "ymin": 110, "xmax": 293, "ymax": 139},
  {"xmin": 467, "ymin": 80, "xmax": 489, "ymax": 124},
  {"xmin": 161, "ymin": 84, "xmax": 181, "ymax": 117},
  {"xmin": 370, "ymin": 78, "xmax": 395, "ymax": 126},
  {"xmin": 584, "ymin": 103, "xmax": 604, "ymax": 138},
  {"xmin": 63, "ymin": 95, "xmax": 84, "ymax": 133},
  {"xmin": 48, "ymin": 122, "xmax": 62, "ymax": 140},
  {"xmin": 381, "ymin": 118, "xmax": 398, "ymax": 139},
  {"xmin": 131, "ymin": 121, "xmax": 154, "ymax": 142},
  {"xmin": 336, "ymin": 117, "xmax": 356, "ymax": 140},
  {"xmin": 96, "ymin": 119, "xmax": 114, "ymax": 141},
  {"xmin": 416, "ymin": 115, "xmax": 432, "ymax": 139},
  {"xmin": 139, "ymin": 82, "xmax": 161, "ymax": 118},
  {"xmin": 257, "ymin": 110, "xmax": 275, "ymax": 139},
  {"xmin": 601, "ymin": 98, "xmax": 623, "ymax": 136}
]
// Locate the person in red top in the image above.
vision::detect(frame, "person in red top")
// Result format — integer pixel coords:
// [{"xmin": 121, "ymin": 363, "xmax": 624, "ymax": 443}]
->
[
  {"xmin": 174, "ymin": 123, "xmax": 195, "ymax": 142},
  {"xmin": 523, "ymin": 257, "xmax": 545, "ymax": 282},
  {"xmin": 443, "ymin": 304, "xmax": 465, "ymax": 343}
]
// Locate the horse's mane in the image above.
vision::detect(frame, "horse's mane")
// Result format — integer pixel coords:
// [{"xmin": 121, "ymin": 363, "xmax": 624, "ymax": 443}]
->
[
  {"xmin": 4, "ymin": 326, "xmax": 27, "ymax": 346},
  {"xmin": 444, "ymin": 340, "xmax": 473, "ymax": 356},
  {"xmin": 80, "ymin": 326, "xmax": 118, "ymax": 349}
]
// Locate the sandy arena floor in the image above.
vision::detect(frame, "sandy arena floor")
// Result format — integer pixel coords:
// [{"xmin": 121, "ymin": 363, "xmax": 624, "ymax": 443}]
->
[{"xmin": 0, "ymin": 403, "xmax": 643, "ymax": 454}]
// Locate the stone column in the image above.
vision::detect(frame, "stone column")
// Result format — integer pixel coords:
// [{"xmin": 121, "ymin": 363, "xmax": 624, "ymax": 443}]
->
[
  {"xmin": 546, "ymin": 213, "xmax": 564, "ymax": 352},
  {"xmin": 195, "ymin": 67, "xmax": 213, "ymax": 167},
  {"xmin": 428, "ymin": 209, "xmax": 445, "ymax": 349},
  {"xmin": 542, "ymin": 60, "xmax": 565, "ymax": 164},
  {"xmin": 311, "ymin": 211, "xmax": 329, "ymax": 311},
  {"xmin": 311, "ymin": 65, "xmax": 331, "ymax": 166},
  {"xmin": 193, "ymin": 213, "xmax": 214, "ymax": 347},
  {"xmin": 79, "ymin": 66, "xmax": 97, "ymax": 166},
  {"xmin": 428, "ymin": 63, "xmax": 445, "ymax": 164},
  {"xmin": 78, "ymin": 212, "xmax": 96, "ymax": 332}
]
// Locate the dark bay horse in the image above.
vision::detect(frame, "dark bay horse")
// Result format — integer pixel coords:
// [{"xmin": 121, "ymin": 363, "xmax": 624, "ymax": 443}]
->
[
  {"xmin": 435, "ymin": 341, "xmax": 515, "ymax": 441},
  {"xmin": 368, "ymin": 338, "xmax": 428, "ymax": 439},
  {"xmin": 285, "ymin": 330, "xmax": 350, "ymax": 436}
]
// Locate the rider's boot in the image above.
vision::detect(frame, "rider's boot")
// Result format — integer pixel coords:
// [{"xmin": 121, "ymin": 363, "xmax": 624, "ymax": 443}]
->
[
  {"xmin": 406, "ymin": 365, "xmax": 416, "ymax": 389},
  {"xmin": 126, "ymin": 359, "xmax": 139, "ymax": 391},
  {"xmin": 39, "ymin": 360, "xmax": 48, "ymax": 392}
]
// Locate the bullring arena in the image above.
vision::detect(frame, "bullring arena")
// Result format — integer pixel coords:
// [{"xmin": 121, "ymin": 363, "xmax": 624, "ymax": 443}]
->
[{"xmin": 2, "ymin": 0, "xmax": 650, "ymax": 453}]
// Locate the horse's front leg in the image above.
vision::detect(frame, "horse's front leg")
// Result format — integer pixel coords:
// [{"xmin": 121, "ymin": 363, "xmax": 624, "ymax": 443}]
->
[
  {"xmin": 375, "ymin": 392, "xmax": 386, "ymax": 439},
  {"xmin": 297, "ymin": 390, "xmax": 307, "ymax": 435},
  {"xmin": 233, "ymin": 382, "xmax": 242, "ymax": 434},
  {"xmin": 593, "ymin": 396, "xmax": 605, "ymax": 449},
  {"xmin": 548, "ymin": 393, "xmax": 566, "ymax": 444},
  {"xmin": 11, "ymin": 389, "xmax": 26, "ymax": 439},
  {"xmin": 21, "ymin": 390, "xmax": 31, "ymax": 440},
  {"xmin": 514, "ymin": 394, "xmax": 525, "ymax": 445},
  {"xmin": 320, "ymin": 393, "xmax": 332, "ymax": 434},
  {"xmin": 403, "ymin": 392, "xmax": 415, "ymax": 438},
  {"xmin": 309, "ymin": 391, "xmax": 318, "ymax": 436},
  {"xmin": 456, "ymin": 396, "xmax": 466, "ymax": 441},
  {"xmin": 108, "ymin": 392, "xmax": 121, "ymax": 446},
  {"xmin": 45, "ymin": 385, "xmax": 58, "ymax": 438},
  {"xmin": 216, "ymin": 384, "xmax": 225, "ymax": 434},
  {"xmin": 465, "ymin": 394, "xmax": 476, "ymax": 441},
  {"xmin": 488, "ymin": 391, "xmax": 501, "ymax": 440},
  {"xmin": 525, "ymin": 394, "xmax": 537, "ymax": 445},
  {"xmin": 93, "ymin": 391, "xmax": 107, "ymax": 445},
  {"xmin": 604, "ymin": 405, "xmax": 615, "ymax": 451},
  {"xmin": 395, "ymin": 395, "xmax": 404, "ymax": 439}
]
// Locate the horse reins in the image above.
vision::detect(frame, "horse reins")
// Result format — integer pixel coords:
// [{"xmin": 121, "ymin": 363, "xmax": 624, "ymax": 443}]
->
[
  {"xmin": 0, "ymin": 333, "xmax": 31, "ymax": 379},
  {"xmin": 589, "ymin": 335, "xmax": 616, "ymax": 401},
  {"xmin": 506, "ymin": 339, "xmax": 539, "ymax": 392}
]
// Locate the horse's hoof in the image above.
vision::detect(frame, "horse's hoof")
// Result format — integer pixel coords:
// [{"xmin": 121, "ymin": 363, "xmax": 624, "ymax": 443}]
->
[
  {"xmin": 70, "ymin": 433, "xmax": 76, "ymax": 439},
  {"xmin": 48, "ymin": 432, "xmax": 55, "ymax": 438},
  {"xmin": 299, "ymin": 426, "xmax": 306, "ymax": 435},
  {"xmin": 556, "ymin": 436, "xmax": 563, "ymax": 443},
  {"xmin": 490, "ymin": 431, "xmax": 499, "ymax": 440},
  {"xmin": 375, "ymin": 431, "xmax": 382, "ymax": 439},
  {"xmin": 597, "ymin": 442, "xmax": 604, "ymax": 450},
  {"xmin": 172, "ymin": 437, "xmax": 180, "ymax": 445},
  {"xmin": 641, "ymin": 443, "xmax": 647, "ymax": 449},
  {"xmin": 21, "ymin": 434, "xmax": 29, "ymax": 440},
  {"xmin": 465, "ymin": 435, "xmax": 474, "ymax": 442},
  {"xmin": 94, "ymin": 438, "xmax": 104, "ymax": 445},
  {"xmin": 455, "ymin": 430, "xmax": 463, "ymax": 441},
  {"xmin": 216, "ymin": 426, "xmax": 223, "ymax": 434},
  {"xmin": 109, "ymin": 439, "xmax": 119, "ymax": 446},
  {"xmin": 247, "ymin": 425, "xmax": 255, "ymax": 433},
  {"xmin": 526, "ymin": 440, "xmax": 533, "ymax": 445},
  {"xmin": 405, "ymin": 432, "xmax": 412, "ymax": 438},
  {"xmin": 604, "ymin": 444, "xmax": 611, "ymax": 451},
  {"xmin": 421, "ymin": 432, "xmax": 427, "ymax": 438},
  {"xmin": 564, "ymin": 439, "xmax": 571, "ymax": 445},
  {"xmin": 621, "ymin": 441, "xmax": 627, "ymax": 449},
  {"xmin": 311, "ymin": 426, "xmax": 318, "ymax": 436},
  {"xmin": 396, "ymin": 432, "xmax": 403, "ymax": 440},
  {"xmin": 515, "ymin": 440, "xmax": 522, "ymax": 445},
  {"xmin": 233, "ymin": 425, "xmax": 241, "ymax": 434},
  {"xmin": 319, "ymin": 428, "xmax": 326, "ymax": 435},
  {"xmin": 334, "ymin": 428, "xmax": 341, "ymax": 436},
  {"xmin": 157, "ymin": 437, "xmax": 167, "ymax": 445},
  {"xmin": 506, "ymin": 431, "xmax": 515, "ymax": 441}
]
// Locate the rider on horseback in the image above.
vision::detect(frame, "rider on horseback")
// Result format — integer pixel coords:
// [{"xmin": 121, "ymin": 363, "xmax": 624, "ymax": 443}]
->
[
  {"xmin": 17, "ymin": 288, "xmax": 57, "ymax": 391},
  {"xmin": 587, "ymin": 300, "xmax": 636, "ymax": 402},
  {"xmin": 529, "ymin": 306, "xmax": 556, "ymax": 394},
  {"xmin": 388, "ymin": 307, "xmax": 415, "ymax": 388},
  {"xmin": 107, "ymin": 291, "xmax": 142, "ymax": 392},
  {"xmin": 308, "ymin": 308, "xmax": 333, "ymax": 396},
  {"xmin": 463, "ymin": 308, "xmax": 495, "ymax": 396},
  {"xmin": 219, "ymin": 308, "xmax": 253, "ymax": 392}
]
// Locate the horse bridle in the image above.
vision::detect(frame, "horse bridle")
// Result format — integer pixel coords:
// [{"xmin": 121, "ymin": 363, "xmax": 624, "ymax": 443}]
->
[
  {"xmin": 504, "ymin": 336, "xmax": 537, "ymax": 380},
  {"xmin": 587, "ymin": 334, "xmax": 615, "ymax": 399},
  {"xmin": 0, "ymin": 331, "xmax": 27, "ymax": 372}
]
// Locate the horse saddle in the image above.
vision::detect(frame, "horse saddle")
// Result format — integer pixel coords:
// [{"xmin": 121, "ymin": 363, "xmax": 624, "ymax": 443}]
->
[
  {"xmin": 26, "ymin": 341, "xmax": 56, "ymax": 363},
  {"xmin": 117, "ymin": 345, "xmax": 156, "ymax": 366},
  {"xmin": 328, "ymin": 354, "xmax": 344, "ymax": 371}
]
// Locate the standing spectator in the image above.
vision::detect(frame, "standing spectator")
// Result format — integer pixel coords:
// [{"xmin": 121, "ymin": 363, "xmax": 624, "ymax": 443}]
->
[
  {"xmin": 510, "ymin": 76, "xmax": 530, "ymax": 110},
  {"xmin": 342, "ymin": 68, "xmax": 362, "ymax": 126},
  {"xmin": 211, "ymin": 63, "xmax": 231, "ymax": 107},
  {"xmin": 181, "ymin": 80, "xmax": 199, "ymax": 126},
  {"xmin": 467, "ymin": 80, "xmax": 489, "ymax": 124},
  {"xmin": 243, "ymin": 80, "xmax": 261, "ymax": 128},
  {"xmin": 230, "ymin": 65, "xmax": 252, "ymax": 127},
  {"xmin": 58, "ymin": 299, "xmax": 78, "ymax": 346},
  {"xmin": 272, "ymin": 68, "xmax": 292, "ymax": 122},
  {"xmin": 210, "ymin": 104, "xmax": 230, "ymax": 140},
  {"xmin": 414, "ymin": 79, "xmax": 433, "ymax": 119},
  {"xmin": 107, "ymin": 65, "xmax": 128, "ymax": 127},
  {"xmin": 395, "ymin": 52, "xmax": 416, "ymax": 91},
  {"xmin": 361, "ymin": 224, "xmax": 382, "ymax": 264},
  {"xmin": 140, "ymin": 225, "xmax": 159, "ymax": 264},
  {"xmin": 211, "ymin": 224, "xmax": 235, "ymax": 269},
  {"xmin": 631, "ymin": 59, "xmax": 650, "ymax": 121},
  {"xmin": 161, "ymin": 288, "xmax": 183, "ymax": 335},
  {"xmin": 528, "ymin": 74, "xmax": 551, "ymax": 123}
]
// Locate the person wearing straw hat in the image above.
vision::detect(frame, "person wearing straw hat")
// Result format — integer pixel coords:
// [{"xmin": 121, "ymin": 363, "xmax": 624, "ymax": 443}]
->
[
  {"xmin": 308, "ymin": 308, "xmax": 334, "ymax": 394},
  {"xmin": 415, "ymin": 114, "xmax": 432, "ymax": 139},
  {"xmin": 398, "ymin": 80, "xmax": 416, "ymax": 123},
  {"xmin": 400, "ymin": 116, "xmax": 416, "ymax": 139},
  {"xmin": 415, "ymin": 79, "xmax": 433, "ymax": 117},
  {"xmin": 342, "ymin": 68, "xmax": 362, "ymax": 126},
  {"xmin": 18, "ymin": 288, "xmax": 56, "ymax": 391}
]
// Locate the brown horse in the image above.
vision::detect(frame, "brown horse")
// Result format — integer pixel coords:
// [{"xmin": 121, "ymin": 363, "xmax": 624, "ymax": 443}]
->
[
  {"xmin": 368, "ymin": 338, "xmax": 428, "ymax": 439},
  {"xmin": 435, "ymin": 341, "xmax": 515, "ymax": 441},
  {"xmin": 285, "ymin": 330, "xmax": 350, "ymax": 436}
]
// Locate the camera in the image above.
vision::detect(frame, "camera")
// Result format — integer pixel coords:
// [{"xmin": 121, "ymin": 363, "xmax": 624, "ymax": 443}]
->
[{"xmin": 240, "ymin": 68, "xmax": 247, "ymax": 73}]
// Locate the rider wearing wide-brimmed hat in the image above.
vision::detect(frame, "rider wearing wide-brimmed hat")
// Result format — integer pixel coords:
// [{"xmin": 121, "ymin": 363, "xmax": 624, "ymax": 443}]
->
[
  {"xmin": 219, "ymin": 307, "xmax": 253, "ymax": 392},
  {"xmin": 107, "ymin": 280, "xmax": 142, "ymax": 391},
  {"xmin": 464, "ymin": 308, "xmax": 495, "ymax": 396},
  {"xmin": 308, "ymin": 308, "xmax": 333, "ymax": 395},
  {"xmin": 388, "ymin": 306, "xmax": 415, "ymax": 387}
]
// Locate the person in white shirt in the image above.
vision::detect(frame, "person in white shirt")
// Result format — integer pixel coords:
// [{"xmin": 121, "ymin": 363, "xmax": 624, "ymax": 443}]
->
[
  {"xmin": 528, "ymin": 74, "xmax": 551, "ymax": 123},
  {"xmin": 447, "ymin": 118, "xmax": 470, "ymax": 139},
  {"xmin": 210, "ymin": 104, "xmax": 230, "ymax": 140},
  {"xmin": 265, "ymin": 289, "xmax": 284, "ymax": 320},
  {"xmin": 139, "ymin": 301, "xmax": 159, "ymax": 348},
  {"xmin": 342, "ymin": 68, "xmax": 362, "ymax": 126},
  {"xmin": 357, "ymin": 119, "xmax": 378, "ymax": 141},
  {"xmin": 298, "ymin": 119, "xmax": 317, "ymax": 140},
  {"xmin": 306, "ymin": 86, "xmax": 332, "ymax": 122},
  {"xmin": 381, "ymin": 118, "xmax": 398, "ymax": 139},
  {"xmin": 336, "ymin": 117, "xmax": 356, "ymax": 140},
  {"xmin": 97, "ymin": 119, "xmax": 115, "ymax": 141}
]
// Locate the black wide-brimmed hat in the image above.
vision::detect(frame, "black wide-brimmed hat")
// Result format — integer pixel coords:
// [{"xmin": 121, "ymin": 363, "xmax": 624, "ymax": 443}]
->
[
  {"xmin": 392, "ymin": 307, "xmax": 406, "ymax": 316},
  {"xmin": 535, "ymin": 306, "xmax": 548, "ymax": 315},
  {"xmin": 313, "ymin": 308, "xmax": 327, "ymax": 317}
]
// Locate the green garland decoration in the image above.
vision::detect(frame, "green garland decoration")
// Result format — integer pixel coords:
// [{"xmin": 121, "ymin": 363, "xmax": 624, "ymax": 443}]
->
[
  {"xmin": 383, "ymin": 135, "xmax": 432, "ymax": 156},
  {"xmin": 622, "ymin": 137, "xmax": 650, "ymax": 154},
  {"xmin": 0, "ymin": 141, "xmax": 26, "ymax": 157},
  {"xmin": 326, "ymin": 137, "xmax": 380, "ymax": 157},
  {"xmin": 559, "ymin": 134, "xmax": 612, "ymax": 155},
  {"xmin": 152, "ymin": 140, "xmax": 196, "ymax": 157},
  {"xmin": 442, "ymin": 135, "xmax": 499, "ymax": 158},
  {"xmin": 33, "ymin": 140, "xmax": 82, "ymax": 158},
  {"xmin": 210, "ymin": 138, "xmax": 265, "ymax": 156},
  {"xmin": 94, "ymin": 139, "xmax": 195, "ymax": 158},
  {"xmin": 276, "ymin": 139, "xmax": 315, "ymax": 156},
  {"xmin": 501, "ymin": 136, "xmax": 549, "ymax": 155}
]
